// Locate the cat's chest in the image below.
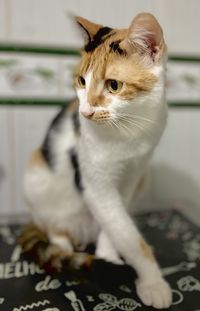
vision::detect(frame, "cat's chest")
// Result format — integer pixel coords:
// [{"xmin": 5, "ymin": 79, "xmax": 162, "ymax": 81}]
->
[
  {"xmin": 79, "ymin": 139, "xmax": 150, "ymax": 188},
  {"xmin": 80, "ymin": 137, "xmax": 152, "ymax": 170}
]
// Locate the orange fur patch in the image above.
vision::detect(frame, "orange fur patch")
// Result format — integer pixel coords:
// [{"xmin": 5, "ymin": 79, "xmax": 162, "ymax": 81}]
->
[
  {"xmin": 140, "ymin": 238, "xmax": 155, "ymax": 262},
  {"xmin": 106, "ymin": 56, "xmax": 158, "ymax": 100},
  {"xmin": 66, "ymin": 99, "xmax": 79, "ymax": 114},
  {"xmin": 75, "ymin": 16, "xmax": 103, "ymax": 41},
  {"xmin": 28, "ymin": 149, "xmax": 47, "ymax": 169},
  {"xmin": 134, "ymin": 176, "xmax": 145, "ymax": 197},
  {"xmin": 49, "ymin": 228, "xmax": 77, "ymax": 247},
  {"xmin": 91, "ymin": 110, "xmax": 111, "ymax": 122},
  {"xmin": 18, "ymin": 223, "xmax": 47, "ymax": 251},
  {"xmin": 88, "ymin": 93, "xmax": 111, "ymax": 107},
  {"xmin": 75, "ymin": 28, "xmax": 158, "ymax": 106}
]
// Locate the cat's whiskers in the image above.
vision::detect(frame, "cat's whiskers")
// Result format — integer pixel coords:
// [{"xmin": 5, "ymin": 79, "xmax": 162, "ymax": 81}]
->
[
  {"xmin": 110, "ymin": 119, "xmax": 121, "ymax": 131},
  {"xmin": 107, "ymin": 119, "xmax": 115, "ymax": 131},
  {"xmin": 115, "ymin": 117, "xmax": 136, "ymax": 137},
  {"xmin": 117, "ymin": 113, "xmax": 156, "ymax": 126},
  {"xmin": 116, "ymin": 114, "xmax": 152, "ymax": 138},
  {"xmin": 121, "ymin": 122, "xmax": 134, "ymax": 136},
  {"xmin": 117, "ymin": 112, "xmax": 157, "ymax": 134},
  {"xmin": 107, "ymin": 113, "xmax": 143, "ymax": 137},
  {"xmin": 132, "ymin": 115, "xmax": 156, "ymax": 125},
  {"xmin": 108, "ymin": 118, "xmax": 129, "ymax": 136}
]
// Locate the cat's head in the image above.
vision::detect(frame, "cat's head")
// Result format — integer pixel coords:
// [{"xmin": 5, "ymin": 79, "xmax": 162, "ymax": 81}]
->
[{"xmin": 74, "ymin": 13, "xmax": 167, "ymax": 134}]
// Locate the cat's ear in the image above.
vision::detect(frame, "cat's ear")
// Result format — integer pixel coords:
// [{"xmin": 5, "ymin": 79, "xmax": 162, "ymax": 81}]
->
[
  {"xmin": 121, "ymin": 13, "xmax": 165, "ymax": 61},
  {"xmin": 75, "ymin": 16, "xmax": 103, "ymax": 44}
]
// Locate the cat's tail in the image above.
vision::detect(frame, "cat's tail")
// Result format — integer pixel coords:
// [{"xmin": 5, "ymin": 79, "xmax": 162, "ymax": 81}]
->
[{"xmin": 18, "ymin": 224, "xmax": 95, "ymax": 275}]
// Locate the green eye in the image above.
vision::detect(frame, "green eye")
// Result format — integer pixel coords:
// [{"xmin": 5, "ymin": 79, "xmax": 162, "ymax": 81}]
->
[
  {"xmin": 106, "ymin": 79, "xmax": 123, "ymax": 94},
  {"xmin": 78, "ymin": 76, "xmax": 86, "ymax": 88}
]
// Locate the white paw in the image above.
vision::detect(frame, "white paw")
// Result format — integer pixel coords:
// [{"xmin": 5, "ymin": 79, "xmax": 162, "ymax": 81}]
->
[
  {"xmin": 108, "ymin": 257, "xmax": 124, "ymax": 265},
  {"xmin": 136, "ymin": 277, "xmax": 172, "ymax": 309}
]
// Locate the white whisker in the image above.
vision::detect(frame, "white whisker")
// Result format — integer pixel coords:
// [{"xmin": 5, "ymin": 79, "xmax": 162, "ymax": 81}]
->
[
  {"xmin": 119, "ymin": 117, "xmax": 151, "ymax": 137},
  {"xmin": 114, "ymin": 112, "xmax": 157, "ymax": 138},
  {"xmin": 117, "ymin": 113, "xmax": 156, "ymax": 125},
  {"xmin": 107, "ymin": 111, "xmax": 156, "ymax": 138}
]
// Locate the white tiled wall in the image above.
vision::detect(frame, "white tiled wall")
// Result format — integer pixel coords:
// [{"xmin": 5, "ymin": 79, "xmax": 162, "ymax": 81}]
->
[
  {"xmin": 0, "ymin": 107, "xmax": 13, "ymax": 214},
  {"xmin": 1, "ymin": 0, "xmax": 200, "ymax": 54},
  {"xmin": 156, "ymin": 0, "xmax": 200, "ymax": 55},
  {"xmin": 0, "ymin": 0, "xmax": 7, "ymax": 40},
  {"xmin": 5, "ymin": 0, "xmax": 155, "ymax": 46},
  {"xmin": 12, "ymin": 106, "xmax": 58, "ymax": 214},
  {"xmin": 0, "ymin": 0, "xmax": 200, "ymax": 216},
  {"xmin": 152, "ymin": 109, "xmax": 200, "ymax": 206}
]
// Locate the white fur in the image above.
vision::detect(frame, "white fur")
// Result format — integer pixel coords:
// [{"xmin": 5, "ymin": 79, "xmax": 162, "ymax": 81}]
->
[
  {"xmin": 24, "ymin": 54, "xmax": 171, "ymax": 308},
  {"xmin": 24, "ymin": 117, "xmax": 99, "ymax": 251},
  {"xmin": 77, "ymin": 65, "xmax": 171, "ymax": 308}
]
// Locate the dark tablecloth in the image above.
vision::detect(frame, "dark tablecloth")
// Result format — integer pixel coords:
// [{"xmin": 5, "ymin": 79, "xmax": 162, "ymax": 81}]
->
[{"xmin": 0, "ymin": 209, "xmax": 200, "ymax": 310}]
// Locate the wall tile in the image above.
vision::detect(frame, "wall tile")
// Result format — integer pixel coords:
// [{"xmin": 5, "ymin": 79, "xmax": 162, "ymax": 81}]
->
[
  {"xmin": 0, "ymin": 107, "xmax": 13, "ymax": 214},
  {"xmin": 155, "ymin": 0, "xmax": 200, "ymax": 54},
  {"xmin": 9, "ymin": 0, "xmax": 85, "ymax": 46},
  {"xmin": 8, "ymin": 0, "xmax": 200, "ymax": 54},
  {"xmin": 12, "ymin": 106, "xmax": 58, "ymax": 214},
  {"xmin": 59, "ymin": 57, "xmax": 79, "ymax": 98},
  {"xmin": 0, "ymin": 53, "xmax": 62, "ymax": 97},
  {"xmin": 152, "ymin": 109, "xmax": 200, "ymax": 206},
  {"xmin": 0, "ymin": 0, "xmax": 8, "ymax": 40},
  {"xmin": 9, "ymin": 0, "xmax": 155, "ymax": 46}
]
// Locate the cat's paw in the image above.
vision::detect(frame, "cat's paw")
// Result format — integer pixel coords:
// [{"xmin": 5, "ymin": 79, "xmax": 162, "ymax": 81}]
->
[{"xmin": 135, "ymin": 277, "xmax": 172, "ymax": 309}]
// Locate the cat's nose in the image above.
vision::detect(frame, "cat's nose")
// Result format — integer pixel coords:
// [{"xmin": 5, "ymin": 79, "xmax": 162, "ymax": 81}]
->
[
  {"xmin": 80, "ymin": 104, "xmax": 94, "ymax": 118},
  {"xmin": 81, "ymin": 110, "xmax": 94, "ymax": 118}
]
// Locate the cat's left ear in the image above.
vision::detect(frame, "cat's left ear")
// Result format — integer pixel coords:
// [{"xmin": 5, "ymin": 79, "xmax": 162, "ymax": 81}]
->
[
  {"xmin": 75, "ymin": 16, "xmax": 103, "ymax": 45},
  {"xmin": 121, "ymin": 13, "xmax": 165, "ymax": 62}
]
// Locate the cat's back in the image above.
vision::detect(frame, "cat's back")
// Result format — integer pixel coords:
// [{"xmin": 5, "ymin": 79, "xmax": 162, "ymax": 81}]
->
[
  {"xmin": 27, "ymin": 99, "xmax": 79, "ymax": 171},
  {"xmin": 40, "ymin": 99, "xmax": 80, "ymax": 169},
  {"xmin": 24, "ymin": 99, "xmax": 85, "ymax": 228}
]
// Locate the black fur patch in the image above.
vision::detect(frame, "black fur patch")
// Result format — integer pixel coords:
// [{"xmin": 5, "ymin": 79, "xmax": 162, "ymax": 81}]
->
[
  {"xmin": 85, "ymin": 27, "xmax": 113, "ymax": 52},
  {"xmin": 41, "ymin": 106, "xmax": 67, "ymax": 168},
  {"xmin": 110, "ymin": 41, "xmax": 126, "ymax": 55},
  {"xmin": 69, "ymin": 148, "xmax": 83, "ymax": 192}
]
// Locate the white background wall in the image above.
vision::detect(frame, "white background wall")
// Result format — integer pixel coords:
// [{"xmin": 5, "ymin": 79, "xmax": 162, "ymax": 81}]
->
[
  {"xmin": 0, "ymin": 0, "xmax": 200, "ymax": 217},
  {"xmin": 1, "ymin": 0, "xmax": 200, "ymax": 55}
]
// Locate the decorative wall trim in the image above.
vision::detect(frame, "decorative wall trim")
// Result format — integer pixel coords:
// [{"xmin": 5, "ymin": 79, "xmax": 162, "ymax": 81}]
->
[
  {"xmin": 0, "ymin": 43, "xmax": 199, "ymax": 61},
  {"xmin": 0, "ymin": 98, "xmax": 72, "ymax": 106},
  {"xmin": 0, "ymin": 98, "xmax": 200, "ymax": 108},
  {"xmin": 0, "ymin": 43, "xmax": 80, "ymax": 56},
  {"xmin": 0, "ymin": 44, "xmax": 199, "ymax": 107}
]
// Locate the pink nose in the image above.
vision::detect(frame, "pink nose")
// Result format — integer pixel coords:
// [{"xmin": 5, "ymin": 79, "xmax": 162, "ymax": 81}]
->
[{"xmin": 81, "ymin": 109, "xmax": 95, "ymax": 118}]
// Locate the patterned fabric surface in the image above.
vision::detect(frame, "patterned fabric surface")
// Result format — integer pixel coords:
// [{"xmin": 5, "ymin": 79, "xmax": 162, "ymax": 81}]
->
[{"xmin": 0, "ymin": 209, "xmax": 200, "ymax": 311}]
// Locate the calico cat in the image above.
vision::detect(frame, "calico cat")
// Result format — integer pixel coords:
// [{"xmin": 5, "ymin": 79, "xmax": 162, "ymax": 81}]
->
[{"xmin": 19, "ymin": 13, "xmax": 172, "ymax": 309}]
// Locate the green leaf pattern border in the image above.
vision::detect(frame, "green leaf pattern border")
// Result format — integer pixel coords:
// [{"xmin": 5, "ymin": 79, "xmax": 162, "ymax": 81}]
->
[{"xmin": 0, "ymin": 43, "xmax": 200, "ymax": 107}]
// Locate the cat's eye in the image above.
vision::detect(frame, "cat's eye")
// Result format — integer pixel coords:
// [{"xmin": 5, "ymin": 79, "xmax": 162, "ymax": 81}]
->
[
  {"xmin": 78, "ymin": 76, "xmax": 86, "ymax": 88},
  {"xmin": 106, "ymin": 79, "xmax": 123, "ymax": 94}
]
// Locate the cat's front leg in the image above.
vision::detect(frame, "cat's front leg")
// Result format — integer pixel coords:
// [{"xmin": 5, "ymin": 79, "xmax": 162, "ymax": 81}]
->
[
  {"xmin": 84, "ymin": 183, "xmax": 172, "ymax": 309},
  {"xmin": 95, "ymin": 230, "xmax": 124, "ymax": 265}
]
